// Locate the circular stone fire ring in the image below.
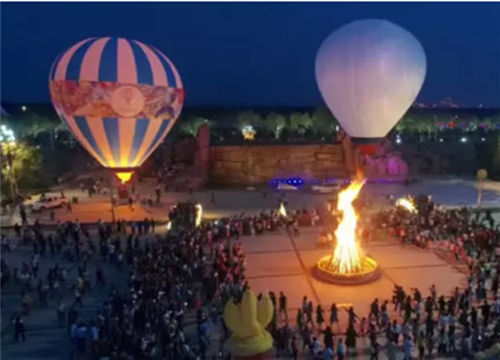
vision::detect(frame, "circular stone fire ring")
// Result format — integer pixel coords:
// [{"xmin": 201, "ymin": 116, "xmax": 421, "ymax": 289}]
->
[{"xmin": 313, "ymin": 255, "xmax": 381, "ymax": 285}]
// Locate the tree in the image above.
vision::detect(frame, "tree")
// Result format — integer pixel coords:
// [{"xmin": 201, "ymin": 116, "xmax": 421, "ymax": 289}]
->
[
  {"xmin": 312, "ymin": 107, "xmax": 337, "ymax": 139},
  {"xmin": 396, "ymin": 115, "xmax": 414, "ymax": 133},
  {"xmin": 5, "ymin": 111, "xmax": 65, "ymax": 150},
  {"xmin": 9, "ymin": 112, "xmax": 59, "ymax": 138},
  {"xmin": 179, "ymin": 116, "xmax": 208, "ymax": 136},
  {"xmin": 417, "ymin": 114, "xmax": 437, "ymax": 139},
  {"xmin": 263, "ymin": 112, "xmax": 287, "ymax": 139},
  {"xmin": 237, "ymin": 111, "xmax": 262, "ymax": 129},
  {"xmin": 1, "ymin": 141, "xmax": 44, "ymax": 197},
  {"xmin": 289, "ymin": 112, "xmax": 313, "ymax": 136},
  {"xmin": 465, "ymin": 115, "xmax": 480, "ymax": 132}
]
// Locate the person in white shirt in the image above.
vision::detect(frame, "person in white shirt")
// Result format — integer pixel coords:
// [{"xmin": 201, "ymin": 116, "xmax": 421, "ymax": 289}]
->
[{"xmin": 311, "ymin": 336, "xmax": 322, "ymax": 358}]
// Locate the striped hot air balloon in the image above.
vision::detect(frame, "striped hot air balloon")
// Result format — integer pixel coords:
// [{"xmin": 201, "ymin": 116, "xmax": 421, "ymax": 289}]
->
[{"xmin": 49, "ymin": 37, "xmax": 184, "ymax": 182}]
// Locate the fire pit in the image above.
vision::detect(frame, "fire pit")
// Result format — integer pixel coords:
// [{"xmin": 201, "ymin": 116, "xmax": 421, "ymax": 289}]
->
[{"xmin": 315, "ymin": 254, "xmax": 380, "ymax": 285}]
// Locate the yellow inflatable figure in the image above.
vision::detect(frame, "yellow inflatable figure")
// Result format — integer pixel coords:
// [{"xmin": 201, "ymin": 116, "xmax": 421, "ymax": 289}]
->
[{"xmin": 223, "ymin": 289, "xmax": 274, "ymax": 359}]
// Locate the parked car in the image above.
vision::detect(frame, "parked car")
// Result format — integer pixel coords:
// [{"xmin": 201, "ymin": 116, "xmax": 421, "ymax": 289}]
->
[{"xmin": 26, "ymin": 194, "xmax": 68, "ymax": 212}]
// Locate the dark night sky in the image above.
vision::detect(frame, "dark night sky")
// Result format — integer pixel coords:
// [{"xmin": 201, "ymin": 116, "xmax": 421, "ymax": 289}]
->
[{"xmin": 1, "ymin": 2, "xmax": 500, "ymax": 107}]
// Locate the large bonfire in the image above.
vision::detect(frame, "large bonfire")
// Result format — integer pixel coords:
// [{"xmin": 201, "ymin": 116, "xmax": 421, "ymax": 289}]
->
[
  {"xmin": 330, "ymin": 179, "xmax": 365, "ymax": 274},
  {"xmin": 315, "ymin": 177, "xmax": 380, "ymax": 284}
]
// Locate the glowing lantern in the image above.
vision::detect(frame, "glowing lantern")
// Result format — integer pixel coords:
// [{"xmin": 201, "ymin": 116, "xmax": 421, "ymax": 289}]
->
[
  {"xmin": 195, "ymin": 203, "xmax": 203, "ymax": 227},
  {"xmin": 242, "ymin": 125, "xmax": 256, "ymax": 140},
  {"xmin": 278, "ymin": 202, "xmax": 287, "ymax": 217},
  {"xmin": 396, "ymin": 197, "xmax": 416, "ymax": 213}
]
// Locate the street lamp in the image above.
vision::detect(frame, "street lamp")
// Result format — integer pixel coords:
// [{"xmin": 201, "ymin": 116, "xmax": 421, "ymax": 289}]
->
[{"xmin": 241, "ymin": 125, "xmax": 256, "ymax": 140}]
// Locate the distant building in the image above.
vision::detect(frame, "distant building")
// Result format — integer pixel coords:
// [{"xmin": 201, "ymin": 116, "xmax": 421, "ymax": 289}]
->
[
  {"xmin": 433, "ymin": 97, "xmax": 462, "ymax": 109},
  {"xmin": 0, "ymin": 104, "xmax": 10, "ymax": 118}
]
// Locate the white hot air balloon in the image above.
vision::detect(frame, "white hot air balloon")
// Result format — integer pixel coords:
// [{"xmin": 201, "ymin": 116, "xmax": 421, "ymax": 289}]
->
[{"xmin": 315, "ymin": 19, "xmax": 426, "ymax": 154}]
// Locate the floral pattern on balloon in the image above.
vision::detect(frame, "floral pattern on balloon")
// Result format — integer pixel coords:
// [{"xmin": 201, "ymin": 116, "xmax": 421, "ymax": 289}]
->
[{"xmin": 50, "ymin": 81, "xmax": 183, "ymax": 120}]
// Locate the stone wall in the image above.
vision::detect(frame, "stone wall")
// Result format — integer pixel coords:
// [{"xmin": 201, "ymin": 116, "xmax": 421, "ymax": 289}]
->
[{"xmin": 209, "ymin": 144, "xmax": 347, "ymax": 185}]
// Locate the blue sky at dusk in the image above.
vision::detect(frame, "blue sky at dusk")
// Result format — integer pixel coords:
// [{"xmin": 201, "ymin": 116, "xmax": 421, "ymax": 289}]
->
[{"xmin": 1, "ymin": 2, "xmax": 500, "ymax": 107}]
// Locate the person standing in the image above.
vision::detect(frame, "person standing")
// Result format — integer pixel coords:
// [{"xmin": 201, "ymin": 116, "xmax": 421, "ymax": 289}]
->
[
  {"xmin": 386, "ymin": 340, "xmax": 397, "ymax": 360},
  {"xmin": 301, "ymin": 325, "xmax": 312, "ymax": 355},
  {"xmin": 402, "ymin": 335, "xmax": 413, "ymax": 360},
  {"xmin": 426, "ymin": 331, "xmax": 435, "ymax": 357},
  {"xmin": 336, "ymin": 338, "xmax": 345, "ymax": 360},
  {"xmin": 302, "ymin": 296, "xmax": 309, "ymax": 314},
  {"xmin": 155, "ymin": 184, "xmax": 161, "ymax": 204},
  {"xmin": 322, "ymin": 326, "xmax": 334, "ymax": 350},
  {"xmin": 346, "ymin": 307, "xmax": 358, "ymax": 329},
  {"xmin": 330, "ymin": 303, "xmax": 338, "ymax": 329},
  {"xmin": 306, "ymin": 301, "xmax": 314, "ymax": 327},
  {"xmin": 322, "ymin": 346, "xmax": 334, "ymax": 360},
  {"xmin": 370, "ymin": 298, "xmax": 380, "ymax": 325},
  {"xmin": 296, "ymin": 309, "xmax": 304, "ymax": 331},
  {"xmin": 345, "ymin": 323, "xmax": 357, "ymax": 356},
  {"xmin": 13, "ymin": 315, "xmax": 25, "ymax": 342},
  {"xmin": 73, "ymin": 288, "xmax": 82, "ymax": 307},
  {"xmin": 278, "ymin": 291, "xmax": 288, "ymax": 322},
  {"xmin": 57, "ymin": 301, "xmax": 66, "ymax": 327},
  {"xmin": 310, "ymin": 336, "xmax": 321, "ymax": 359},
  {"xmin": 96, "ymin": 266, "xmax": 105, "ymax": 286},
  {"xmin": 481, "ymin": 300, "xmax": 491, "ymax": 327},
  {"xmin": 290, "ymin": 335, "xmax": 298, "ymax": 360},
  {"xmin": 316, "ymin": 305, "xmax": 325, "ymax": 331},
  {"xmin": 416, "ymin": 331, "xmax": 425, "ymax": 360},
  {"xmin": 20, "ymin": 206, "xmax": 27, "ymax": 224},
  {"xmin": 491, "ymin": 275, "xmax": 499, "ymax": 296},
  {"xmin": 437, "ymin": 328, "xmax": 447, "ymax": 355},
  {"xmin": 369, "ymin": 338, "xmax": 379, "ymax": 360}
]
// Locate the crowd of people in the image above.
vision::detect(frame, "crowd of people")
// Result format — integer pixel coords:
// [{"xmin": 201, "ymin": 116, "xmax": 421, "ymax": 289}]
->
[
  {"xmin": 1, "ymin": 200, "xmax": 300, "ymax": 359},
  {"xmin": 2, "ymin": 193, "xmax": 500, "ymax": 359}
]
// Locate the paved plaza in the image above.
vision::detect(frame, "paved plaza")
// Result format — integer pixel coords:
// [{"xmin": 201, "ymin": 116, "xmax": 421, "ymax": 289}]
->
[
  {"xmin": 1, "ymin": 223, "xmax": 472, "ymax": 360},
  {"xmin": 241, "ymin": 227, "xmax": 468, "ymax": 330}
]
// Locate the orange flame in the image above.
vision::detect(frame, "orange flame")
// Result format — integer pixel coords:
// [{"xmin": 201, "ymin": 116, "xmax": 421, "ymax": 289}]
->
[{"xmin": 331, "ymin": 179, "xmax": 365, "ymax": 274}]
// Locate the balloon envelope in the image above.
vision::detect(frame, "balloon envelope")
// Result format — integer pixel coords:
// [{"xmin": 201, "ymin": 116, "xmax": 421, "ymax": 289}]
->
[
  {"xmin": 49, "ymin": 37, "xmax": 184, "ymax": 171},
  {"xmin": 315, "ymin": 19, "xmax": 426, "ymax": 139}
]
